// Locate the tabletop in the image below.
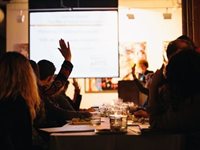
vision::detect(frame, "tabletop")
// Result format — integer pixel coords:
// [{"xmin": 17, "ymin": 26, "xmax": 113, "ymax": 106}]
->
[{"xmin": 41, "ymin": 117, "xmax": 186, "ymax": 150}]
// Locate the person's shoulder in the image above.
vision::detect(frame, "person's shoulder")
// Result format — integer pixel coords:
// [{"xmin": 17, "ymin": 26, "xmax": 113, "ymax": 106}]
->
[
  {"xmin": 147, "ymin": 70, "xmax": 154, "ymax": 74},
  {"xmin": 13, "ymin": 95, "xmax": 28, "ymax": 106},
  {"xmin": 144, "ymin": 70, "xmax": 154, "ymax": 77},
  {"xmin": 3, "ymin": 95, "xmax": 26, "ymax": 103}
]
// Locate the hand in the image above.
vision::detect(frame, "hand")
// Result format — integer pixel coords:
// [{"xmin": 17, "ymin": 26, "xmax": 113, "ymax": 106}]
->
[
  {"xmin": 58, "ymin": 39, "xmax": 71, "ymax": 62},
  {"xmin": 131, "ymin": 64, "xmax": 137, "ymax": 79},
  {"xmin": 73, "ymin": 78, "xmax": 80, "ymax": 93},
  {"xmin": 134, "ymin": 110, "xmax": 149, "ymax": 118},
  {"xmin": 80, "ymin": 111, "xmax": 92, "ymax": 118}
]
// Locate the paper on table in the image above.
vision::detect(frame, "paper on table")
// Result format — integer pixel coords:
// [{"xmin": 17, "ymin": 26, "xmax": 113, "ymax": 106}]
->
[
  {"xmin": 128, "ymin": 126, "xmax": 141, "ymax": 135},
  {"xmin": 40, "ymin": 124, "xmax": 95, "ymax": 133},
  {"xmin": 139, "ymin": 123, "xmax": 150, "ymax": 129}
]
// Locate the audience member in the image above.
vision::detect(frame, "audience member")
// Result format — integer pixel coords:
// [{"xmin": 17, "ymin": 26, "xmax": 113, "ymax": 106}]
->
[
  {"xmin": 30, "ymin": 59, "xmax": 40, "ymax": 81},
  {"xmin": 134, "ymin": 38, "xmax": 194, "ymax": 118},
  {"xmin": 131, "ymin": 63, "xmax": 153, "ymax": 118},
  {"xmin": 134, "ymin": 59, "xmax": 153, "ymax": 85},
  {"xmin": 131, "ymin": 62, "xmax": 153, "ymax": 94},
  {"xmin": 0, "ymin": 52, "xmax": 40, "ymax": 150},
  {"xmin": 148, "ymin": 47, "xmax": 200, "ymax": 150},
  {"xmin": 131, "ymin": 60, "xmax": 153, "ymax": 104},
  {"xmin": 166, "ymin": 38, "xmax": 194, "ymax": 61},
  {"xmin": 35, "ymin": 39, "xmax": 91, "ymax": 128},
  {"xmin": 148, "ymin": 49, "xmax": 200, "ymax": 131},
  {"xmin": 59, "ymin": 78, "xmax": 82, "ymax": 111},
  {"xmin": 177, "ymin": 34, "xmax": 200, "ymax": 53}
]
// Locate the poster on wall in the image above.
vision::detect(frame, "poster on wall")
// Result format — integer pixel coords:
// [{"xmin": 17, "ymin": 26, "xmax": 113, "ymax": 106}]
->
[
  {"xmin": 84, "ymin": 41, "xmax": 147, "ymax": 93},
  {"xmin": 119, "ymin": 41, "xmax": 147, "ymax": 80},
  {"xmin": 85, "ymin": 78, "xmax": 118, "ymax": 93}
]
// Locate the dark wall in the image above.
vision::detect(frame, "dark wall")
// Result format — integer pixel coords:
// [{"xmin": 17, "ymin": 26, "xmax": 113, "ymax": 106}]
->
[
  {"xmin": 29, "ymin": 0, "xmax": 118, "ymax": 9},
  {"xmin": 182, "ymin": 0, "xmax": 200, "ymax": 47},
  {"xmin": 0, "ymin": 5, "xmax": 6, "ymax": 56}
]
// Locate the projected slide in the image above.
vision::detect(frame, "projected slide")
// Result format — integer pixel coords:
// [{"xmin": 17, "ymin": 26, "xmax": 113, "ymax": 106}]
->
[{"xmin": 30, "ymin": 10, "xmax": 119, "ymax": 78}]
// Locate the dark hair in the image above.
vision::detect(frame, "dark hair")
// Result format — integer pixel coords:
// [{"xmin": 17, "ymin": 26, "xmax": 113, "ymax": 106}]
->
[
  {"xmin": 29, "ymin": 60, "xmax": 40, "ymax": 79},
  {"xmin": 166, "ymin": 49, "xmax": 200, "ymax": 98},
  {"xmin": 177, "ymin": 35, "xmax": 196, "ymax": 48},
  {"xmin": 166, "ymin": 39, "xmax": 194, "ymax": 60},
  {"xmin": 0, "ymin": 52, "xmax": 40, "ymax": 120},
  {"xmin": 37, "ymin": 59, "xmax": 56, "ymax": 80}
]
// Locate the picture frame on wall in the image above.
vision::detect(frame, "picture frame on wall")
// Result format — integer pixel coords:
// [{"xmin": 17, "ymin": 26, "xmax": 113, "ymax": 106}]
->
[
  {"xmin": 85, "ymin": 78, "xmax": 118, "ymax": 93},
  {"xmin": 119, "ymin": 41, "xmax": 147, "ymax": 80}
]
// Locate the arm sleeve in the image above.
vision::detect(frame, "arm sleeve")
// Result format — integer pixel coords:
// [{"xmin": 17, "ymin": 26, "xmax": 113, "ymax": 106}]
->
[
  {"xmin": 134, "ymin": 79, "xmax": 149, "ymax": 95},
  {"xmin": 44, "ymin": 61, "xmax": 73, "ymax": 96}
]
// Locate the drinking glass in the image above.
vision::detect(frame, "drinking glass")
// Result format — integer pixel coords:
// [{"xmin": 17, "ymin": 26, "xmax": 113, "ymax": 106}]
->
[{"xmin": 90, "ymin": 111, "xmax": 101, "ymax": 126}]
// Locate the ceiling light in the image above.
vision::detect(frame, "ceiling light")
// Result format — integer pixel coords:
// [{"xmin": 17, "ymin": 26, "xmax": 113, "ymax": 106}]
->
[
  {"xmin": 163, "ymin": 8, "xmax": 172, "ymax": 19},
  {"xmin": 126, "ymin": 13, "xmax": 135, "ymax": 19},
  {"xmin": 163, "ymin": 13, "xmax": 172, "ymax": 19}
]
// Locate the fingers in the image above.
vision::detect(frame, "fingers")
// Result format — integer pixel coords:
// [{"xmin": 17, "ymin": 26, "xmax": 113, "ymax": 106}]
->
[
  {"xmin": 160, "ymin": 64, "xmax": 165, "ymax": 70},
  {"xmin": 73, "ymin": 78, "xmax": 76, "ymax": 82},
  {"xmin": 67, "ymin": 41, "xmax": 70, "ymax": 49},
  {"xmin": 58, "ymin": 38, "xmax": 71, "ymax": 61},
  {"xmin": 59, "ymin": 39, "xmax": 67, "ymax": 49}
]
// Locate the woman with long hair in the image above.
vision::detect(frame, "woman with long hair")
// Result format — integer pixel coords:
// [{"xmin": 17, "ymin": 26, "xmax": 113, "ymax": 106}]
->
[{"xmin": 0, "ymin": 52, "xmax": 40, "ymax": 150}]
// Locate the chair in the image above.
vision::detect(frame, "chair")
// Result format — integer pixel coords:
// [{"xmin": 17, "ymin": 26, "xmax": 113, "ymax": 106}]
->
[{"xmin": 118, "ymin": 80, "xmax": 140, "ymax": 105}]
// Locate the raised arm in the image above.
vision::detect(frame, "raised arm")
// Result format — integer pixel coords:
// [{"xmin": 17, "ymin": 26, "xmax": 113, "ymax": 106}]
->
[
  {"xmin": 72, "ymin": 78, "xmax": 81, "ymax": 95},
  {"xmin": 72, "ymin": 78, "xmax": 82, "ymax": 110},
  {"xmin": 44, "ymin": 39, "xmax": 73, "ymax": 96},
  {"xmin": 58, "ymin": 39, "xmax": 71, "ymax": 62},
  {"xmin": 131, "ymin": 64, "xmax": 149, "ymax": 94}
]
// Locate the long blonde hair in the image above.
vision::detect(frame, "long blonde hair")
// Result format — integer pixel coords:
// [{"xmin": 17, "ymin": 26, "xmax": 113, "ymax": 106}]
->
[{"xmin": 0, "ymin": 52, "xmax": 40, "ymax": 121}]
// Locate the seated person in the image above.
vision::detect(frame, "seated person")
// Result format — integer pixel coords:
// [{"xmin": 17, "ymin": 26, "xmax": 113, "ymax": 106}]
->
[
  {"xmin": 132, "ymin": 65, "xmax": 153, "ymax": 118},
  {"xmin": 134, "ymin": 59, "xmax": 153, "ymax": 85},
  {"xmin": 131, "ymin": 60, "xmax": 153, "ymax": 108},
  {"xmin": 134, "ymin": 39, "xmax": 194, "ymax": 118},
  {"xmin": 176, "ymin": 34, "xmax": 200, "ymax": 53},
  {"xmin": 58, "ymin": 78, "xmax": 82, "ymax": 111},
  {"xmin": 148, "ymin": 49, "xmax": 200, "ymax": 133},
  {"xmin": 34, "ymin": 39, "xmax": 91, "ymax": 128},
  {"xmin": 0, "ymin": 52, "xmax": 40, "ymax": 150}
]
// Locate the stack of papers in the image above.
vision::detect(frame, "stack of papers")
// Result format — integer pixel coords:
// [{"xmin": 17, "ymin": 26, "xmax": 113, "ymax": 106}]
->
[{"xmin": 40, "ymin": 124, "xmax": 95, "ymax": 133}]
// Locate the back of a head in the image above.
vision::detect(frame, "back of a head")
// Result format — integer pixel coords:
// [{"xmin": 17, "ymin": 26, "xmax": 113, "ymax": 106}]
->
[
  {"xmin": 177, "ymin": 35, "xmax": 196, "ymax": 48},
  {"xmin": 166, "ymin": 39, "xmax": 194, "ymax": 60},
  {"xmin": 166, "ymin": 49, "xmax": 200, "ymax": 97},
  {"xmin": 0, "ymin": 52, "xmax": 37, "ymax": 98},
  {"xmin": 30, "ymin": 59, "xmax": 40, "ymax": 79},
  {"xmin": 37, "ymin": 59, "xmax": 56, "ymax": 80}
]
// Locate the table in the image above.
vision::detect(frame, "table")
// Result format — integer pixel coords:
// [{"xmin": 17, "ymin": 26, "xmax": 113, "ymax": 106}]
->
[{"xmin": 47, "ymin": 118, "xmax": 185, "ymax": 150}]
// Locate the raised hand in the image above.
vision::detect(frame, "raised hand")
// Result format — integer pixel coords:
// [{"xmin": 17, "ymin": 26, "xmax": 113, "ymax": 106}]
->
[
  {"xmin": 58, "ymin": 39, "xmax": 71, "ymax": 62},
  {"xmin": 72, "ymin": 78, "xmax": 80, "ymax": 94},
  {"xmin": 131, "ymin": 64, "xmax": 137, "ymax": 79}
]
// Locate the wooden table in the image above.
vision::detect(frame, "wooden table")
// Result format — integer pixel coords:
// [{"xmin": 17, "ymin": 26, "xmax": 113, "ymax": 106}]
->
[{"xmin": 44, "ymin": 118, "xmax": 186, "ymax": 150}]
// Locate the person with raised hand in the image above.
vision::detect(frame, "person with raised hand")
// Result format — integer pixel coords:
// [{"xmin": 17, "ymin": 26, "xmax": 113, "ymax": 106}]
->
[{"xmin": 35, "ymin": 39, "xmax": 91, "ymax": 129}]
